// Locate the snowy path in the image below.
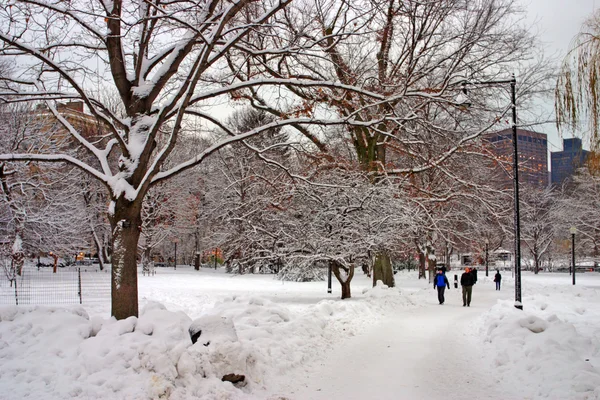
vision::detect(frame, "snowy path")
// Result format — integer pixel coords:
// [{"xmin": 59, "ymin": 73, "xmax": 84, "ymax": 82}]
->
[{"xmin": 273, "ymin": 280, "xmax": 516, "ymax": 400}]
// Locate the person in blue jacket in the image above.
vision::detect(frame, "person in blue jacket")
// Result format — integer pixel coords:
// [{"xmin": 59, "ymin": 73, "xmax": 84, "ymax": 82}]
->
[{"xmin": 433, "ymin": 268, "xmax": 450, "ymax": 304}]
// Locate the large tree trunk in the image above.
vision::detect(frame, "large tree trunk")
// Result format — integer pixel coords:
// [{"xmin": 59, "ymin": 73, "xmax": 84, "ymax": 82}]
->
[
  {"xmin": 110, "ymin": 202, "xmax": 142, "ymax": 320},
  {"xmin": 372, "ymin": 251, "xmax": 394, "ymax": 287},
  {"xmin": 534, "ymin": 252, "xmax": 539, "ymax": 275},
  {"xmin": 331, "ymin": 260, "xmax": 355, "ymax": 299}
]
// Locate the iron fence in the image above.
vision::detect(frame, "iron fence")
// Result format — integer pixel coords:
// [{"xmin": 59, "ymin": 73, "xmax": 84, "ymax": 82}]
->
[{"xmin": 0, "ymin": 265, "xmax": 111, "ymax": 306}]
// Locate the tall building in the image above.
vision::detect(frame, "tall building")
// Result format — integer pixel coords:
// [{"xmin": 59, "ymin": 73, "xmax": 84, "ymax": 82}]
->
[
  {"xmin": 484, "ymin": 129, "xmax": 549, "ymax": 188},
  {"xmin": 550, "ymin": 138, "xmax": 589, "ymax": 186}
]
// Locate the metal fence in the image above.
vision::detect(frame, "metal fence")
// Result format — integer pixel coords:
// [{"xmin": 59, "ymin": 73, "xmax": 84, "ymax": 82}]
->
[{"xmin": 0, "ymin": 265, "xmax": 111, "ymax": 306}]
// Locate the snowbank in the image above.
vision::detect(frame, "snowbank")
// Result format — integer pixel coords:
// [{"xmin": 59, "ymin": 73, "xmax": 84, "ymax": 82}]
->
[
  {"xmin": 0, "ymin": 285, "xmax": 412, "ymax": 400},
  {"xmin": 477, "ymin": 287, "xmax": 600, "ymax": 400}
]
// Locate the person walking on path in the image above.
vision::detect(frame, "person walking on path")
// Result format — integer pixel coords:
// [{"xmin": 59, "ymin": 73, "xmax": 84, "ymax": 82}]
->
[
  {"xmin": 433, "ymin": 269, "xmax": 450, "ymax": 304},
  {"xmin": 461, "ymin": 267, "xmax": 475, "ymax": 307},
  {"xmin": 494, "ymin": 270, "xmax": 502, "ymax": 291},
  {"xmin": 471, "ymin": 267, "xmax": 478, "ymax": 284}
]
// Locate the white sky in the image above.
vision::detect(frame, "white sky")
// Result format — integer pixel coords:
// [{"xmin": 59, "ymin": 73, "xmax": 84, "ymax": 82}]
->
[{"xmin": 521, "ymin": 0, "xmax": 598, "ymax": 152}]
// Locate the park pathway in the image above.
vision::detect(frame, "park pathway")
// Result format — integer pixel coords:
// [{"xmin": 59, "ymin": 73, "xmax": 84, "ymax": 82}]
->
[{"xmin": 273, "ymin": 277, "xmax": 520, "ymax": 400}]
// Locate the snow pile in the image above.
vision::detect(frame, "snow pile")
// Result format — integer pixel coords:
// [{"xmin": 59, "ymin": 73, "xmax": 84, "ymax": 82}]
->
[
  {"xmin": 478, "ymin": 289, "xmax": 600, "ymax": 400},
  {"xmin": 0, "ymin": 285, "xmax": 412, "ymax": 400}
]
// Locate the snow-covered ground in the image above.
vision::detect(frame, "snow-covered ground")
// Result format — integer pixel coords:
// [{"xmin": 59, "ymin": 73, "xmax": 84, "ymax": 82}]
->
[{"xmin": 0, "ymin": 267, "xmax": 599, "ymax": 400}]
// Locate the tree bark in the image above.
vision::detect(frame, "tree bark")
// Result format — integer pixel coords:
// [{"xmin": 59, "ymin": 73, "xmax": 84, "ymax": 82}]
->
[
  {"xmin": 91, "ymin": 226, "xmax": 105, "ymax": 271},
  {"xmin": 418, "ymin": 251, "xmax": 426, "ymax": 279},
  {"xmin": 11, "ymin": 233, "xmax": 25, "ymax": 277},
  {"xmin": 51, "ymin": 253, "xmax": 58, "ymax": 273},
  {"xmin": 109, "ymin": 202, "xmax": 142, "ymax": 320},
  {"xmin": 427, "ymin": 245, "xmax": 436, "ymax": 284},
  {"xmin": 142, "ymin": 246, "xmax": 152, "ymax": 275},
  {"xmin": 372, "ymin": 251, "xmax": 394, "ymax": 287},
  {"xmin": 331, "ymin": 260, "xmax": 355, "ymax": 299}
]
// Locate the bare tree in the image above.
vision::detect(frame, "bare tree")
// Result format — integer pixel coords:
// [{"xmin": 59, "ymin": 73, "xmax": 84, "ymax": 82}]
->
[
  {"xmin": 0, "ymin": 1, "xmax": 398, "ymax": 318},
  {"xmin": 0, "ymin": 103, "xmax": 90, "ymax": 280},
  {"xmin": 520, "ymin": 187, "xmax": 557, "ymax": 274},
  {"xmin": 272, "ymin": 164, "xmax": 416, "ymax": 298},
  {"xmin": 228, "ymin": 0, "xmax": 548, "ymax": 286},
  {"xmin": 557, "ymin": 167, "xmax": 600, "ymax": 260}
]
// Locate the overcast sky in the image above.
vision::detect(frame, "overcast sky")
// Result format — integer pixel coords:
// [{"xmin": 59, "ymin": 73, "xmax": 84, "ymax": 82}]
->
[{"xmin": 521, "ymin": 0, "xmax": 598, "ymax": 151}]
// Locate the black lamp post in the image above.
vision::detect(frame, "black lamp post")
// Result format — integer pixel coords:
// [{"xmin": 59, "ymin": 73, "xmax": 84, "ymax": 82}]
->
[
  {"xmin": 172, "ymin": 238, "xmax": 179, "ymax": 270},
  {"xmin": 462, "ymin": 75, "xmax": 522, "ymax": 309},
  {"xmin": 327, "ymin": 263, "xmax": 332, "ymax": 294},
  {"xmin": 485, "ymin": 239, "xmax": 489, "ymax": 277},
  {"xmin": 570, "ymin": 226, "xmax": 577, "ymax": 285}
]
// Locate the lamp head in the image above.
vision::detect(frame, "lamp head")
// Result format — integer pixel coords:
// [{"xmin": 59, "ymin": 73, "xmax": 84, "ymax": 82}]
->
[
  {"xmin": 455, "ymin": 92, "xmax": 471, "ymax": 109},
  {"xmin": 570, "ymin": 226, "xmax": 577, "ymax": 235}
]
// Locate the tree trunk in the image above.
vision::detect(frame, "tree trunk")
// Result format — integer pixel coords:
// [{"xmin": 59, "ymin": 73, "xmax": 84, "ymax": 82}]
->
[
  {"xmin": 52, "ymin": 254, "xmax": 58, "ymax": 273},
  {"xmin": 372, "ymin": 251, "xmax": 394, "ymax": 287},
  {"xmin": 142, "ymin": 246, "xmax": 152, "ymax": 276},
  {"xmin": 534, "ymin": 253, "xmax": 539, "ymax": 275},
  {"xmin": 418, "ymin": 251, "xmax": 426, "ymax": 279},
  {"xmin": 427, "ymin": 245, "xmax": 436, "ymax": 284},
  {"xmin": 91, "ymin": 226, "xmax": 105, "ymax": 271},
  {"xmin": 110, "ymin": 204, "xmax": 142, "ymax": 320},
  {"xmin": 11, "ymin": 233, "xmax": 25, "ymax": 277},
  {"xmin": 331, "ymin": 260, "xmax": 355, "ymax": 299}
]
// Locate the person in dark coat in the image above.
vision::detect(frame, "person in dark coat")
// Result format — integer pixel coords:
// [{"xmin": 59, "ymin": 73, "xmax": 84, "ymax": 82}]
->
[
  {"xmin": 471, "ymin": 267, "xmax": 478, "ymax": 284},
  {"xmin": 461, "ymin": 267, "xmax": 475, "ymax": 306},
  {"xmin": 494, "ymin": 270, "xmax": 502, "ymax": 290},
  {"xmin": 433, "ymin": 269, "xmax": 450, "ymax": 304}
]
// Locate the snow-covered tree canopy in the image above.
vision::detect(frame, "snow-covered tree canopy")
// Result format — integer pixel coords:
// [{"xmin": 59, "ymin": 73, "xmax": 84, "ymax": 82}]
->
[{"xmin": 0, "ymin": 0, "xmax": 408, "ymax": 319}]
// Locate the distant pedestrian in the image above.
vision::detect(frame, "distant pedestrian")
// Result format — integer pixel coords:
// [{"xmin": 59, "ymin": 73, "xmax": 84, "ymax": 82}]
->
[
  {"xmin": 461, "ymin": 267, "xmax": 475, "ymax": 307},
  {"xmin": 494, "ymin": 270, "xmax": 502, "ymax": 291},
  {"xmin": 471, "ymin": 267, "xmax": 478, "ymax": 284},
  {"xmin": 433, "ymin": 269, "xmax": 450, "ymax": 305}
]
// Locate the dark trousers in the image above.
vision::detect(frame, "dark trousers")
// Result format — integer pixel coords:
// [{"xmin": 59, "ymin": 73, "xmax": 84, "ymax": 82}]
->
[
  {"xmin": 496, "ymin": 281, "xmax": 501, "ymax": 290},
  {"xmin": 462, "ymin": 286, "xmax": 472, "ymax": 305},
  {"xmin": 437, "ymin": 286, "xmax": 446, "ymax": 304}
]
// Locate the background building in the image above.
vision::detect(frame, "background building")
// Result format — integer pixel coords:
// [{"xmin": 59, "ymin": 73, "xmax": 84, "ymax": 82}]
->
[
  {"xmin": 484, "ymin": 129, "xmax": 549, "ymax": 188},
  {"xmin": 550, "ymin": 138, "xmax": 589, "ymax": 186}
]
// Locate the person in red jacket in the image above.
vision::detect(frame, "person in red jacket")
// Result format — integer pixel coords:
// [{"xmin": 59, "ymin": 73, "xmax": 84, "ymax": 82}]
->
[
  {"xmin": 433, "ymin": 269, "xmax": 450, "ymax": 305},
  {"xmin": 461, "ymin": 267, "xmax": 475, "ymax": 306}
]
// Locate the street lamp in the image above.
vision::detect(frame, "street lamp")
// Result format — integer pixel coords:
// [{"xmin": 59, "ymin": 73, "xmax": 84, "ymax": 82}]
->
[
  {"xmin": 462, "ymin": 75, "xmax": 522, "ymax": 310},
  {"xmin": 485, "ymin": 239, "xmax": 489, "ymax": 277},
  {"xmin": 172, "ymin": 238, "xmax": 180, "ymax": 270},
  {"xmin": 327, "ymin": 263, "xmax": 332, "ymax": 294},
  {"xmin": 570, "ymin": 226, "xmax": 577, "ymax": 285}
]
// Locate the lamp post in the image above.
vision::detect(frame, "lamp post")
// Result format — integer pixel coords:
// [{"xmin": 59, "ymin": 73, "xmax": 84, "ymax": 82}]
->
[
  {"xmin": 570, "ymin": 226, "xmax": 577, "ymax": 285},
  {"xmin": 485, "ymin": 239, "xmax": 489, "ymax": 277},
  {"xmin": 462, "ymin": 75, "xmax": 522, "ymax": 309},
  {"xmin": 172, "ymin": 238, "xmax": 180, "ymax": 270},
  {"xmin": 327, "ymin": 263, "xmax": 332, "ymax": 294}
]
